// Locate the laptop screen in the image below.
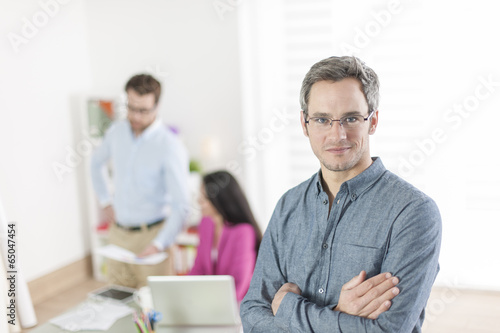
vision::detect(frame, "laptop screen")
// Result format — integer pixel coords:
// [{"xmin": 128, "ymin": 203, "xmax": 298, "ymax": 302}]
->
[{"xmin": 147, "ymin": 275, "xmax": 241, "ymax": 327}]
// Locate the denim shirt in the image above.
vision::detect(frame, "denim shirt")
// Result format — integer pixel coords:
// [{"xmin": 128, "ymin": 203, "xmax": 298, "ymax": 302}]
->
[{"xmin": 240, "ymin": 158, "xmax": 442, "ymax": 332}]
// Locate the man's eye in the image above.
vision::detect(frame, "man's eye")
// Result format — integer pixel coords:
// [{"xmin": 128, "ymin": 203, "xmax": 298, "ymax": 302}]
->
[
  {"xmin": 344, "ymin": 116, "xmax": 359, "ymax": 123},
  {"xmin": 314, "ymin": 118, "xmax": 329, "ymax": 124}
]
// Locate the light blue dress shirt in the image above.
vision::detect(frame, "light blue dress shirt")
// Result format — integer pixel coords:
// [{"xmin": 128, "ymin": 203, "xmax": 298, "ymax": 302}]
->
[
  {"xmin": 241, "ymin": 157, "xmax": 442, "ymax": 332},
  {"xmin": 90, "ymin": 119, "xmax": 190, "ymax": 249}
]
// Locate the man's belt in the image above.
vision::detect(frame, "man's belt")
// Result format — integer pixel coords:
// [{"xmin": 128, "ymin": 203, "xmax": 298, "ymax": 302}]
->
[{"xmin": 115, "ymin": 218, "xmax": 164, "ymax": 232}]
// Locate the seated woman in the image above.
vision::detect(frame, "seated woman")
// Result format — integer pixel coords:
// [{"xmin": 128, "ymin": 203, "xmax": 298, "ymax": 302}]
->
[{"xmin": 189, "ymin": 171, "xmax": 262, "ymax": 302}]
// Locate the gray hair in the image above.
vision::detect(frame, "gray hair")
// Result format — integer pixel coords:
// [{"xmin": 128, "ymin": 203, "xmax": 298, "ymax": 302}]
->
[{"xmin": 300, "ymin": 56, "xmax": 380, "ymax": 114}]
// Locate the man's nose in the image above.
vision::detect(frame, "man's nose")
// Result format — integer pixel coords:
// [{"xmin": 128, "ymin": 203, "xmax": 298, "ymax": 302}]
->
[
  {"xmin": 327, "ymin": 120, "xmax": 347, "ymax": 140},
  {"xmin": 128, "ymin": 111, "xmax": 141, "ymax": 120}
]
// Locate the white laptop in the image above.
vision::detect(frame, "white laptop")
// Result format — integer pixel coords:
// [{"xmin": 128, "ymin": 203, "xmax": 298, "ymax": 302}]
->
[{"xmin": 147, "ymin": 275, "xmax": 241, "ymax": 327}]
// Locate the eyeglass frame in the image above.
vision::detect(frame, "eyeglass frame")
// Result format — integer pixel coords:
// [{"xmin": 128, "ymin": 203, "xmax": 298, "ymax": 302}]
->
[
  {"xmin": 126, "ymin": 102, "xmax": 157, "ymax": 115},
  {"xmin": 303, "ymin": 110, "xmax": 375, "ymax": 130}
]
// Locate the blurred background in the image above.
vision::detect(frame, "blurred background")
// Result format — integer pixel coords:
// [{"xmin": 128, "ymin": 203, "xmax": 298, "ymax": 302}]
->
[{"xmin": 0, "ymin": 0, "xmax": 499, "ymax": 296}]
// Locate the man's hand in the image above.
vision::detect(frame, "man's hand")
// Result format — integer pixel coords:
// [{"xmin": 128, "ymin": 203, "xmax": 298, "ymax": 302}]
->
[
  {"xmin": 333, "ymin": 271, "xmax": 399, "ymax": 319},
  {"xmin": 102, "ymin": 205, "xmax": 115, "ymax": 223},
  {"xmin": 272, "ymin": 283, "xmax": 302, "ymax": 315},
  {"xmin": 137, "ymin": 244, "xmax": 160, "ymax": 258}
]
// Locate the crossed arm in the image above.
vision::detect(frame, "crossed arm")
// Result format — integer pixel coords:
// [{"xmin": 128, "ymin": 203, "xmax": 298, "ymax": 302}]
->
[{"xmin": 272, "ymin": 270, "xmax": 400, "ymax": 319}]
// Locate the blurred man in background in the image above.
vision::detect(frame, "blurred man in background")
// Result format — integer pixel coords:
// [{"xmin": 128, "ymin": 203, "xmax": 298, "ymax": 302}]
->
[{"xmin": 91, "ymin": 74, "xmax": 190, "ymax": 288}]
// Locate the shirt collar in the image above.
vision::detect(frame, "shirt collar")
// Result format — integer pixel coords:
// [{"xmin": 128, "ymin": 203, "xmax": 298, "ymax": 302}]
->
[
  {"xmin": 314, "ymin": 157, "xmax": 387, "ymax": 198},
  {"xmin": 128, "ymin": 118, "xmax": 163, "ymax": 140},
  {"xmin": 143, "ymin": 118, "xmax": 162, "ymax": 138}
]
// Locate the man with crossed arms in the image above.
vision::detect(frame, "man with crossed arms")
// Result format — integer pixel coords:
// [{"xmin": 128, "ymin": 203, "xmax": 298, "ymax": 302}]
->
[{"xmin": 240, "ymin": 56, "xmax": 441, "ymax": 332}]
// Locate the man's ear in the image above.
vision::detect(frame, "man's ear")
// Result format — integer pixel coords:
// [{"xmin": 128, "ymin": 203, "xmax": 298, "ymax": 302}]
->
[
  {"xmin": 368, "ymin": 110, "xmax": 379, "ymax": 135},
  {"xmin": 300, "ymin": 111, "xmax": 309, "ymax": 137}
]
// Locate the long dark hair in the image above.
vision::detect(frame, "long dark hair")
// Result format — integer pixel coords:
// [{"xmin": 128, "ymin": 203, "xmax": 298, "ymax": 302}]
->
[{"xmin": 203, "ymin": 171, "xmax": 262, "ymax": 253}]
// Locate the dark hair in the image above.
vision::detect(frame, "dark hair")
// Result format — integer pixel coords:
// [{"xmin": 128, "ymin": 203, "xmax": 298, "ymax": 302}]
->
[
  {"xmin": 203, "ymin": 171, "xmax": 262, "ymax": 253},
  {"xmin": 300, "ymin": 56, "xmax": 380, "ymax": 114},
  {"xmin": 125, "ymin": 74, "xmax": 162, "ymax": 104}
]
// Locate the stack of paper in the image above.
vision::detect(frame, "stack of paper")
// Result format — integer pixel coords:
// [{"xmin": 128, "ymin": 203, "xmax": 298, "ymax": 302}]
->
[
  {"xmin": 96, "ymin": 244, "xmax": 167, "ymax": 265},
  {"xmin": 50, "ymin": 299, "xmax": 134, "ymax": 331}
]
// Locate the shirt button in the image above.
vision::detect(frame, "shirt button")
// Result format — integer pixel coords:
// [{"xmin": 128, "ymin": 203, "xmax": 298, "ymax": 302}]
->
[
  {"xmin": 319, "ymin": 288, "xmax": 324, "ymax": 294},
  {"xmin": 322, "ymin": 243, "xmax": 328, "ymax": 249},
  {"xmin": 351, "ymin": 193, "xmax": 357, "ymax": 200},
  {"xmin": 337, "ymin": 199, "xmax": 340, "ymax": 204},
  {"xmin": 323, "ymin": 199, "xmax": 328, "ymax": 205}
]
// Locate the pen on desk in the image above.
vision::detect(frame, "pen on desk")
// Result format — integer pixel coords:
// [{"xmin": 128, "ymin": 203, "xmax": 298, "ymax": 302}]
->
[
  {"xmin": 134, "ymin": 322, "xmax": 143, "ymax": 333},
  {"xmin": 133, "ymin": 313, "xmax": 142, "ymax": 333},
  {"xmin": 133, "ymin": 312, "xmax": 149, "ymax": 333},
  {"xmin": 133, "ymin": 312, "xmax": 142, "ymax": 333},
  {"xmin": 143, "ymin": 312, "xmax": 152, "ymax": 332},
  {"xmin": 150, "ymin": 309, "xmax": 162, "ymax": 331}
]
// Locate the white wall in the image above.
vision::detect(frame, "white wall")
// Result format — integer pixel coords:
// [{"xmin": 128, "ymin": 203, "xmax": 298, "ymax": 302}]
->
[
  {"xmin": 83, "ymin": 0, "xmax": 243, "ymax": 173},
  {"xmin": 0, "ymin": 0, "xmax": 92, "ymax": 281},
  {"xmin": 417, "ymin": 1, "xmax": 500, "ymax": 290},
  {"xmin": 239, "ymin": 0, "xmax": 500, "ymax": 291},
  {"xmin": 0, "ymin": 0, "xmax": 243, "ymax": 282}
]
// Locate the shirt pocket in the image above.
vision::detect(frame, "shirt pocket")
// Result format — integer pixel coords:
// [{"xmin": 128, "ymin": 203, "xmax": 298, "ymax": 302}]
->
[{"xmin": 337, "ymin": 243, "xmax": 385, "ymax": 281}]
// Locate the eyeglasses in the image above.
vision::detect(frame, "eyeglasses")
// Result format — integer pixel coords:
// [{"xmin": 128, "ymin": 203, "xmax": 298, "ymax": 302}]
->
[
  {"xmin": 127, "ymin": 103, "xmax": 156, "ymax": 115},
  {"xmin": 304, "ymin": 111, "xmax": 374, "ymax": 132}
]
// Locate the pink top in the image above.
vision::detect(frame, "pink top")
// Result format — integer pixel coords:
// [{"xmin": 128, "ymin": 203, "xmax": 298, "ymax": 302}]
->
[{"xmin": 188, "ymin": 216, "xmax": 257, "ymax": 302}]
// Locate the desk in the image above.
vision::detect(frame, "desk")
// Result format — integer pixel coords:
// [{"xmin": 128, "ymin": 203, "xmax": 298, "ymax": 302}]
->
[
  {"xmin": 31, "ymin": 321, "xmax": 241, "ymax": 333},
  {"xmin": 30, "ymin": 302, "xmax": 242, "ymax": 333},
  {"xmin": 30, "ymin": 313, "xmax": 138, "ymax": 333},
  {"xmin": 155, "ymin": 327, "xmax": 241, "ymax": 333}
]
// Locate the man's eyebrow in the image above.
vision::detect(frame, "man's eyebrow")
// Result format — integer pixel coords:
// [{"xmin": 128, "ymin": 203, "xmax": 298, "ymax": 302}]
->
[
  {"xmin": 309, "ymin": 111, "xmax": 364, "ymax": 117},
  {"xmin": 342, "ymin": 111, "xmax": 365, "ymax": 117},
  {"xmin": 309, "ymin": 112, "xmax": 331, "ymax": 117}
]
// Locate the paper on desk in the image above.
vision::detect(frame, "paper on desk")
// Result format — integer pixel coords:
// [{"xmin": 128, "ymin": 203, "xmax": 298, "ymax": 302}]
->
[
  {"xmin": 50, "ymin": 299, "xmax": 134, "ymax": 331},
  {"xmin": 96, "ymin": 244, "xmax": 167, "ymax": 265}
]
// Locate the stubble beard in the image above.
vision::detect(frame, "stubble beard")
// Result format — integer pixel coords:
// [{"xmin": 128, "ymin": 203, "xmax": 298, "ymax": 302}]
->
[{"xmin": 316, "ymin": 143, "xmax": 366, "ymax": 173}]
